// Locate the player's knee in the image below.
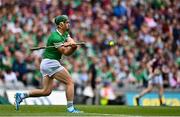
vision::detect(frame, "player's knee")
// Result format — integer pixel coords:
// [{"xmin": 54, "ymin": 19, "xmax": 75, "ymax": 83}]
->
[
  {"xmin": 146, "ymin": 87, "xmax": 152, "ymax": 93},
  {"xmin": 149, "ymin": 88, "xmax": 152, "ymax": 93},
  {"xmin": 148, "ymin": 88, "xmax": 152, "ymax": 93},
  {"xmin": 67, "ymin": 77, "xmax": 74, "ymax": 86},
  {"xmin": 42, "ymin": 90, "xmax": 52, "ymax": 96}
]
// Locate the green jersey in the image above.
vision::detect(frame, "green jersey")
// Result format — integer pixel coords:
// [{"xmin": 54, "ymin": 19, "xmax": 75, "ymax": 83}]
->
[{"xmin": 43, "ymin": 30, "xmax": 69, "ymax": 60}]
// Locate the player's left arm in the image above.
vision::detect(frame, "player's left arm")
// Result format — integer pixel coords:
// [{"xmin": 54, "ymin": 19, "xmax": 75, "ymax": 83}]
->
[
  {"xmin": 147, "ymin": 59, "xmax": 155, "ymax": 80},
  {"xmin": 66, "ymin": 36, "xmax": 77, "ymax": 53},
  {"xmin": 66, "ymin": 36, "xmax": 77, "ymax": 50},
  {"xmin": 58, "ymin": 36, "xmax": 77, "ymax": 56}
]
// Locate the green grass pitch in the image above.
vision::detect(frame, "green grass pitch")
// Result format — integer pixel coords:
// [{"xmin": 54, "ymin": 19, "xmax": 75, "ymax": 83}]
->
[{"xmin": 0, "ymin": 105, "xmax": 180, "ymax": 116}]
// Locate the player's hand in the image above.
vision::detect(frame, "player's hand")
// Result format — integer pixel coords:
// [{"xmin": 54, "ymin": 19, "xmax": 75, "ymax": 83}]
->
[
  {"xmin": 69, "ymin": 41, "xmax": 77, "ymax": 48},
  {"xmin": 62, "ymin": 42, "xmax": 70, "ymax": 47}
]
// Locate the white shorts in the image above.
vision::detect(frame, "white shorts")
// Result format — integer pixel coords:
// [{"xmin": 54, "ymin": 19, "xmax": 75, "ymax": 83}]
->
[
  {"xmin": 40, "ymin": 59, "xmax": 64, "ymax": 77},
  {"xmin": 148, "ymin": 75, "xmax": 163, "ymax": 86}
]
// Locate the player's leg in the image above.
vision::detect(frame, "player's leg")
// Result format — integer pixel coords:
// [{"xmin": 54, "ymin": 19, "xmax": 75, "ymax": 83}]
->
[
  {"xmin": 52, "ymin": 68, "xmax": 83, "ymax": 113},
  {"xmin": 14, "ymin": 75, "xmax": 54, "ymax": 110},
  {"xmin": 156, "ymin": 75, "xmax": 166, "ymax": 106},
  {"xmin": 14, "ymin": 59, "xmax": 57, "ymax": 111},
  {"xmin": 135, "ymin": 84, "xmax": 153, "ymax": 105},
  {"xmin": 158, "ymin": 85, "xmax": 164, "ymax": 105},
  {"xmin": 52, "ymin": 69, "xmax": 74, "ymax": 101},
  {"xmin": 138, "ymin": 84, "xmax": 153, "ymax": 97},
  {"xmin": 28, "ymin": 76, "xmax": 54, "ymax": 97},
  {"xmin": 157, "ymin": 75, "xmax": 165, "ymax": 105}
]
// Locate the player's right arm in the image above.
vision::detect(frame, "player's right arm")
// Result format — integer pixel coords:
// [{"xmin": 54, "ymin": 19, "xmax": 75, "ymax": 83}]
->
[
  {"xmin": 147, "ymin": 58, "xmax": 162, "ymax": 80},
  {"xmin": 49, "ymin": 33, "xmax": 76, "ymax": 56},
  {"xmin": 57, "ymin": 36, "xmax": 77, "ymax": 56},
  {"xmin": 57, "ymin": 42, "xmax": 76, "ymax": 56},
  {"xmin": 147, "ymin": 58, "xmax": 156, "ymax": 80}
]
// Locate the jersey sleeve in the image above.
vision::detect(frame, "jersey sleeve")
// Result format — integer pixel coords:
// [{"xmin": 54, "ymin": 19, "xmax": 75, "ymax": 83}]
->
[{"xmin": 47, "ymin": 33, "xmax": 64, "ymax": 46}]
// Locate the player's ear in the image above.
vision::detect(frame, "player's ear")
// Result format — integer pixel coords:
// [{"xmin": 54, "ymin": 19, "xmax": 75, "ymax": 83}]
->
[
  {"xmin": 59, "ymin": 22, "xmax": 64, "ymax": 27},
  {"xmin": 57, "ymin": 23, "xmax": 63, "ymax": 28}
]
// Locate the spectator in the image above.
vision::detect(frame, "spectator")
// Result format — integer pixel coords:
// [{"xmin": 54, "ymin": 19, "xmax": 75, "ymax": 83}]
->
[
  {"xmin": 3, "ymin": 67, "xmax": 24, "ymax": 89},
  {"xmin": 113, "ymin": 0, "xmax": 127, "ymax": 17},
  {"xmin": 12, "ymin": 51, "xmax": 27, "ymax": 85}
]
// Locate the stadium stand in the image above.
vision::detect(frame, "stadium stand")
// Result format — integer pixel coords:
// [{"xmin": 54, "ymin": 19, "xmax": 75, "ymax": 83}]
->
[{"xmin": 0, "ymin": 0, "xmax": 180, "ymax": 105}]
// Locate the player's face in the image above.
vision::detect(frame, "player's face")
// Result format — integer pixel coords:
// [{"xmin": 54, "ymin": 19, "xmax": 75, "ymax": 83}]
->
[{"xmin": 64, "ymin": 20, "xmax": 70, "ymax": 30}]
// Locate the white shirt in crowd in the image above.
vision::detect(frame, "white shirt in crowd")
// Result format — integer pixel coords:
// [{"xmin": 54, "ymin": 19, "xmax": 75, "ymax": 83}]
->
[{"xmin": 4, "ymin": 72, "xmax": 18, "ymax": 83}]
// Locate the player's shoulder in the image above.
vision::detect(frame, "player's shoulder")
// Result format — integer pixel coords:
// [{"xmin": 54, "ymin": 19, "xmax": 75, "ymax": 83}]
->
[
  {"xmin": 51, "ymin": 31, "xmax": 60, "ymax": 37},
  {"xmin": 48, "ymin": 31, "xmax": 61, "ymax": 39}
]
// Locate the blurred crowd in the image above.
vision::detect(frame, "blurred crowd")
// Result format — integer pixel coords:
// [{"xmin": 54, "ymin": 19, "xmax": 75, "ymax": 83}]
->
[{"xmin": 0, "ymin": 0, "xmax": 180, "ymax": 103}]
